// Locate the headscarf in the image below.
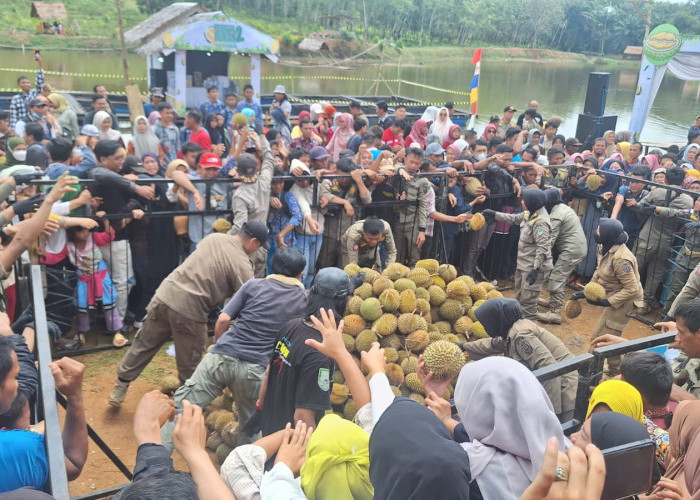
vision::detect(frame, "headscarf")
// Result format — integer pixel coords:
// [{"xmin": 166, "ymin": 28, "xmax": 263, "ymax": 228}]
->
[
  {"xmin": 521, "ymin": 188, "xmax": 546, "ymax": 213},
  {"xmin": 165, "ymin": 159, "xmax": 189, "ymax": 179},
  {"xmin": 604, "ymin": 129, "xmax": 617, "ymax": 157},
  {"xmin": 569, "ymin": 152, "xmax": 584, "ymax": 164},
  {"xmin": 474, "ymin": 298, "xmax": 523, "ymax": 338},
  {"xmin": 93, "ymin": 110, "xmax": 120, "ymax": 141},
  {"xmin": 600, "ymin": 158, "xmax": 623, "ymax": 193},
  {"xmin": 429, "ymin": 107, "xmax": 453, "ymax": 143},
  {"xmin": 297, "ymin": 110, "xmax": 311, "ymax": 122},
  {"xmin": 685, "ymin": 428, "xmax": 700, "ymax": 499},
  {"xmin": 617, "ymin": 141, "xmax": 631, "ymax": 162},
  {"xmin": 419, "ymin": 106, "xmax": 439, "ymax": 124},
  {"xmin": 608, "ymin": 152, "xmax": 625, "ymax": 163},
  {"xmin": 148, "ymin": 111, "xmax": 160, "ymax": 126},
  {"xmin": 407, "ymin": 119, "xmax": 429, "ymax": 149},
  {"xmin": 323, "ymin": 105, "xmax": 336, "ymax": 119},
  {"xmin": 448, "ymin": 143, "xmax": 461, "ymax": 158},
  {"xmin": 683, "ymin": 143, "xmax": 700, "ymax": 163},
  {"xmin": 300, "ymin": 414, "xmax": 373, "ymax": 500},
  {"xmin": 453, "ymin": 139, "xmax": 468, "ymax": 155},
  {"xmin": 454, "ymin": 357, "xmax": 568, "ymax": 490},
  {"xmin": 586, "ymin": 379, "xmax": 644, "ymax": 423},
  {"xmin": 4, "ymin": 137, "xmax": 26, "ymax": 167},
  {"xmin": 204, "ymin": 113, "xmax": 226, "ymax": 146},
  {"xmin": 241, "ymin": 108, "xmax": 255, "ymax": 126},
  {"xmin": 369, "ymin": 398, "xmax": 471, "ymax": 500},
  {"xmin": 643, "ymin": 154, "xmax": 660, "ymax": 172},
  {"xmin": 544, "ymin": 187, "xmax": 562, "ymax": 212},
  {"xmin": 481, "ymin": 123, "xmax": 498, "ymax": 141},
  {"xmin": 46, "ymin": 93, "xmax": 68, "ymax": 114},
  {"xmin": 597, "ymin": 217, "xmax": 628, "ymax": 255},
  {"xmin": 657, "ymin": 401, "xmax": 700, "ymax": 486},
  {"xmin": 443, "ymin": 124, "xmax": 461, "ymax": 147},
  {"xmin": 131, "ymin": 115, "xmax": 160, "ymax": 158},
  {"xmin": 271, "ymin": 108, "xmax": 290, "ymax": 131},
  {"xmin": 140, "ymin": 153, "xmax": 162, "ymax": 178},
  {"xmin": 325, "ymin": 113, "xmax": 354, "ymax": 161}
]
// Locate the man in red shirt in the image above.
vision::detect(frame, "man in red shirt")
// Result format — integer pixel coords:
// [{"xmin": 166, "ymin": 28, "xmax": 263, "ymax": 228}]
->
[
  {"xmin": 381, "ymin": 119, "xmax": 406, "ymax": 151},
  {"xmin": 183, "ymin": 109, "xmax": 212, "ymax": 153}
]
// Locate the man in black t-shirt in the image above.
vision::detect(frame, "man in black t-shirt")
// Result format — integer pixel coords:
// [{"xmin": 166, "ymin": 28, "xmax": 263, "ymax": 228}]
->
[{"xmin": 260, "ymin": 267, "xmax": 364, "ymax": 436}]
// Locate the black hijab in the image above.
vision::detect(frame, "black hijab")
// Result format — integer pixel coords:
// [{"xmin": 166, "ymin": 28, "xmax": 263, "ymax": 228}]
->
[
  {"xmin": 474, "ymin": 298, "xmax": 523, "ymax": 338},
  {"xmin": 522, "ymin": 188, "xmax": 546, "ymax": 213},
  {"xmin": 369, "ymin": 398, "xmax": 471, "ymax": 500},
  {"xmin": 597, "ymin": 218, "xmax": 628, "ymax": 255},
  {"xmin": 544, "ymin": 187, "xmax": 562, "ymax": 213}
]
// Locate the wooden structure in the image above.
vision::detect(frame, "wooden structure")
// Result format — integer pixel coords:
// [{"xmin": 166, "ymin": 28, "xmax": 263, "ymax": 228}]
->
[
  {"xmin": 298, "ymin": 36, "xmax": 329, "ymax": 52},
  {"xmin": 623, "ymin": 46, "xmax": 643, "ymax": 60},
  {"xmin": 30, "ymin": 2, "xmax": 67, "ymax": 20}
]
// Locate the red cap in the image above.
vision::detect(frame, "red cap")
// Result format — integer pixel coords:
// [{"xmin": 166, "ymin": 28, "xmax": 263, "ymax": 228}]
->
[{"xmin": 199, "ymin": 152, "xmax": 222, "ymax": 169}]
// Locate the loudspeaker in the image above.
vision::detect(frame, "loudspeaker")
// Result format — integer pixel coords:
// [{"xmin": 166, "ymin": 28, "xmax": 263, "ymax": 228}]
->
[
  {"xmin": 575, "ymin": 114, "xmax": 618, "ymax": 150},
  {"xmin": 583, "ymin": 72, "xmax": 611, "ymax": 116}
]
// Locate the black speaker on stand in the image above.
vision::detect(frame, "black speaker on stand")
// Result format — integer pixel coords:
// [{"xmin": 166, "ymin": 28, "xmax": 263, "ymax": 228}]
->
[
  {"xmin": 576, "ymin": 115, "xmax": 618, "ymax": 151},
  {"xmin": 576, "ymin": 72, "xmax": 618, "ymax": 150}
]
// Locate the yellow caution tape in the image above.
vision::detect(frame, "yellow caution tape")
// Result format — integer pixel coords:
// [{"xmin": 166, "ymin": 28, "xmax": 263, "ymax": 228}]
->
[{"xmin": 0, "ymin": 67, "xmax": 146, "ymax": 80}]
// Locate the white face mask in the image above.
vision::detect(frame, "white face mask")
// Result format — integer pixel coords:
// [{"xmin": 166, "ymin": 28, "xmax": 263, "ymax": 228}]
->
[
  {"xmin": 476, "ymin": 153, "xmax": 487, "ymax": 161},
  {"xmin": 12, "ymin": 150, "xmax": 27, "ymax": 162}
]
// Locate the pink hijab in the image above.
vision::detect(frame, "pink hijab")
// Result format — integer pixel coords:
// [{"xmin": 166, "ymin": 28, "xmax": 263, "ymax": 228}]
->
[
  {"xmin": 481, "ymin": 123, "xmax": 497, "ymax": 141},
  {"xmin": 148, "ymin": 111, "xmax": 161, "ymax": 126},
  {"xmin": 569, "ymin": 153, "xmax": 584, "ymax": 164},
  {"xmin": 298, "ymin": 110, "xmax": 311, "ymax": 122},
  {"xmin": 325, "ymin": 112, "xmax": 354, "ymax": 161},
  {"xmin": 407, "ymin": 119, "xmax": 429, "ymax": 149},
  {"xmin": 643, "ymin": 154, "xmax": 660, "ymax": 172},
  {"xmin": 443, "ymin": 124, "xmax": 462, "ymax": 147}
]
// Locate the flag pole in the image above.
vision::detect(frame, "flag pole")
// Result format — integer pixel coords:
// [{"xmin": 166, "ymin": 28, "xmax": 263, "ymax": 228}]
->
[{"xmin": 467, "ymin": 48, "xmax": 481, "ymax": 131}]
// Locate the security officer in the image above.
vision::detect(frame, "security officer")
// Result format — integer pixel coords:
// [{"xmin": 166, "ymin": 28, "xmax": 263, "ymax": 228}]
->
[
  {"xmin": 571, "ymin": 218, "xmax": 643, "ymax": 376},
  {"xmin": 668, "ymin": 261, "xmax": 700, "ymax": 319},
  {"xmin": 340, "ymin": 216, "xmax": 397, "ymax": 270},
  {"xmin": 229, "ymin": 131, "xmax": 274, "ymax": 277},
  {"xmin": 482, "ymin": 189, "xmax": 553, "ymax": 320},
  {"xmin": 393, "ymin": 147, "xmax": 430, "ymax": 267},
  {"xmin": 537, "ymin": 188, "xmax": 587, "ymax": 324},
  {"xmin": 317, "ymin": 157, "xmax": 372, "ymax": 268},
  {"xmin": 460, "ymin": 298, "xmax": 576, "ymax": 422}
]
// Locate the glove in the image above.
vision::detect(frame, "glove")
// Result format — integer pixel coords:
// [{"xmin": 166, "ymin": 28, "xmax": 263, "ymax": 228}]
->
[
  {"xmin": 570, "ymin": 291, "xmax": 584, "ymax": 300},
  {"xmin": 11, "ymin": 195, "xmax": 42, "ymax": 216},
  {"xmin": 242, "ymin": 410, "xmax": 263, "ymax": 436},
  {"xmin": 685, "ymin": 220, "xmax": 700, "ymax": 231},
  {"xmin": 482, "ymin": 209, "xmax": 497, "ymax": 224},
  {"xmin": 587, "ymin": 298, "xmax": 611, "ymax": 307},
  {"xmin": 526, "ymin": 269, "xmax": 539, "ymax": 285},
  {"xmin": 11, "ymin": 172, "xmax": 43, "ymax": 186},
  {"xmin": 637, "ymin": 202, "xmax": 656, "ymax": 215}
]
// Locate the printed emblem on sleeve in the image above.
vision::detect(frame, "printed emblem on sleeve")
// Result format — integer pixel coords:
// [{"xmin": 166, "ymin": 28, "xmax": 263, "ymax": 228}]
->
[
  {"xmin": 318, "ymin": 368, "xmax": 330, "ymax": 391},
  {"xmin": 621, "ymin": 262, "xmax": 632, "ymax": 274},
  {"xmin": 516, "ymin": 337, "xmax": 533, "ymax": 356}
]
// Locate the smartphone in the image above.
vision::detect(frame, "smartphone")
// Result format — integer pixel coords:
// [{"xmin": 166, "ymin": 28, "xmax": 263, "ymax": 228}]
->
[
  {"xmin": 34, "ymin": 49, "xmax": 40, "ymax": 60},
  {"xmin": 600, "ymin": 439, "xmax": 655, "ymax": 500}
]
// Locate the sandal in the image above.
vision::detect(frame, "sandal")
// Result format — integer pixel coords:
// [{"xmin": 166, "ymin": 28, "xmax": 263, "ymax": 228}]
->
[
  {"xmin": 57, "ymin": 337, "xmax": 83, "ymax": 351},
  {"xmin": 112, "ymin": 332, "xmax": 128, "ymax": 348}
]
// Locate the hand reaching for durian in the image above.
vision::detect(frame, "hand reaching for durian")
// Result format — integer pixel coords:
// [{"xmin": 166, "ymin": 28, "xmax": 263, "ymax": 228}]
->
[{"xmin": 417, "ymin": 356, "xmax": 455, "ymax": 399}]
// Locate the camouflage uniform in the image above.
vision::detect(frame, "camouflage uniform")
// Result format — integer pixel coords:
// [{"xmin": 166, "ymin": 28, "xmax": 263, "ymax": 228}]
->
[{"xmin": 340, "ymin": 219, "xmax": 397, "ymax": 270}]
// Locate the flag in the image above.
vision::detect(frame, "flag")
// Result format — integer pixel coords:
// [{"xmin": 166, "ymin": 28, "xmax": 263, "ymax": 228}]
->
[{"xmin": 468, "ymin": 48, "xmax": 481, "ymax": 130}]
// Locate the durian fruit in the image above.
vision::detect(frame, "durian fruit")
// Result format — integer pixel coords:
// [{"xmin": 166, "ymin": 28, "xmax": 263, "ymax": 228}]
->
[
  {"xmin": 415, "ymin": 287, "xmax": 430, "ymax": 301},
  {"xmin": 486, "ymin": 290, "xmax": 503, "ymax": 300},
  {"xmin": 378, "ymin": 288, "xmax": 400, "ymax": 312},
  {"xmin": 354, "ymin": 283, "xmax": 373, "ymax": 299},
  {"xmin": 428, "ymin": 285, "xmax": 447, "ymax": 306},
  {"xmin": 478, "ymin": 281, "xmax": 496, "ymax": 292},
  {"xmin": 467, "ymin": 307, "xmax": 478, "ymax": 322},
  {"xmin": 404, "ymin": 372, "xmax": 425, "ymax": 395},
  {"xmin": 473, "ymin": 299, "xmax": 486, "ymax": 308},
  {"xmin": 208, "ymin": 395, "xmax": 226, "ymax": 411},
  {"xmin": 456, "ymin": 334, "xmax": 468, "ymax": 344},
  {"xmin": 453, "ymin": 316, "xmax": 473, "ymax": 335},
  {"xmin": 343, "ymin": 399, "xmax": 358, "ymax": 420},
  {"xmin": 432, "ymin": 276, "xmax": 446, "ymax": 288},
  {"xmin": 397, "ymin": 313, "xmax": 427, "ymax": 335},
  {"xmin": 416, "ymin": 259, "xmax": 440, "ymax": 275},
  {"xmin": 455, "ymin": 275, "xmax": 476, "ymax": 288},
  {"xmin": 220, "ymin": 421, "xmax": 239, "ymax": 447},
  {"xmin": 461, "ymin": 294, "xmax": 473, "ymax": 310},
  {"xmin": 401, "ymin": 355, "xmax": 419, "ymax": 374},
  {"xmin": 399, "ymin": 289, "xmax": 418, "ymax": 314},
  {"xmin": 429, "ymin": 331, "xmax": 445, "ymax": 343},
  {"xmin": 342, "ymin": 333, "xmax": 356, "ymax": 352},
  {"xmin": 400, "ymin": 385, "xmax": 411, "ymax": 397},
  {"xmin": 439, "ymin": 299, "xmax": 464, "ymax": 321},
  {"xmin": 206, "ymin": 432, "xmax": 222, "ymax": 451},
  {"xmin": 379, "ymin": 333, "xmax": 402, "ymax": 349},
  {"xmin": 344, "ymin": 263, "xmax": 361, "ymax": 277},
  {"xmin": 564, "ymin": 300, "xmax": 583, "ymax": 319},
  {"xmin": 415, "ymin": 298, "xmax": 431, "ymax": 317},
  {"xmin": 333, "ymin": 370, "xmax": 345, "ymax": 384},
  {"xmin": 372, "ymin": 313, "xmax": 398, "ymax": 337},
  {"xmin": 587, "ymin": 174, "xmax": 602, "ymax": 191},
  {"xmin": 360, "ymin": 297, "xmax": 383, "ymax": 321},
  {"xmin": 205, "ymin": 409, "xmax": 228, "ymax": 430},
  {"xmin": 422, "ymin": 340, "xmax": 466, "ymax": 380},
  {"xmin": 385, "ymin": 363, "xmax": 405, "ymax": 385},
  {"xmin": 434, "ymin": 321, "xmax": 452, "ymax": 335},
  {"xmin": 372, "ymin": 277, "xmax": 394, "ymax": 296},
  {"xmin": 468, "ymin": 321, "xmax": 489, "ymax": 340},
  {"xmin": 343, "ymin": 314, "xmax": 366, "ymax": 337},
  {"xmin": 409, "ymin": 393, "xmax": 426, "ymax": 404},
  {"xmin": 446, "ymin": 280, "xmax": 471, "ymax": 300},
  {"xmin": 408, "ymin": 267, "xmax": 433, "ymax": 288},
  {"xmin": 470, "ymin": 284, "xmax": 488, "ymax": 301},
  {"xmin": 382, "ymin": 262, "xmax": 409, "ymax": 281},
  {"xmin": 331, "ymin": 384, "xmax": 350, "ymax": 405},
  {"xmin": 384, "ymin": 347, "xmax": 399, "ymax": 363},
  {"xmin": 470, "ymin": 212, "xmax": 486, "ymax": 231},
  {"xmin": 438, "ymin": 264, "xmax": 458, "ymax": 283},
  {"xmin": 214, "ymin": 411, "xmax": 235, "ymax": 432},
  {"xmin": 216, "ymin": 443, "xmax": 233, "ymax": 465},
  {"xmin": 405, "ymin": 330, "xmax": 430, "ymax": 352},
  {"xmin": 583, "ymin": 282, "xmax": 607, "ymax": 302},
  {"xmin": 362, "ymin": 268, "xmax": 380, "ymax": 284},
  {"xmin": 397, "ymin": 350, "xmax": 410, "ymax": 364},
  {"xmin": 355, "ymin": 330, "xmax": 378, "ymax": 352},
  {"xmin": 160, "ymin": 375, "xmax": 181, "ymax": 395},
  {"xmin": 346, "ymin": 295, "xmax": 363, "ymax": 315},
  {"xmin": 464, "ymin": 176, "xmax": 482, "ymax": 196},
  {"xmin": 445, "ymin": 333, "xmax": 459, "ymax": 343},
  {"xmin": 394, "ymin": 278, "xmax": 417, "ymax": 292}
]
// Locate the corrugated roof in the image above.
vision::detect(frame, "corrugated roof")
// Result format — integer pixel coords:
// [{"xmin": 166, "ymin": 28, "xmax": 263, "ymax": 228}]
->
[
  {"xmin": 624, "ymin": 46, "xmax": 643, "ymax": 55},
  {"xmin": 124, "ymin": 2, "xmax": 205, "ymax": 44},
  {"xmin": 30, "ymin": 2, "xmax": 67, "ymax": 20},
  {"xmin": 299, "ymin": 38, "xmax": 329, "ymax": 52}
]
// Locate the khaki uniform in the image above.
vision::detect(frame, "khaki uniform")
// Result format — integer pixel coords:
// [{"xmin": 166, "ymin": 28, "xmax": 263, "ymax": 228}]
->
[
  {"xmin": 547, "ymin": 204, "xmax": 587, "ymax": 312},
  {"xmin": 317, "ymin": 180, "xmax": 371, "ymax": 268},
  {"xmin": 495, "ymin": 208, "xmax": 553, "ymax": 319},
  {"xmin": 671, "ymin": 355, "xmax": 700, "ymax": 399},
  {"xmin": 590, "ymin": 242, "xmax": 643, "ymax": 375},
  {"xmin": 463, "ymin": 318, "xmax": 577, "ymax": 420},
  {"xmin": 340, "ymin": 219, "xmax": 397, "ymax": 270},
  {"xmin": 634, "ymin": 188, "xmax": 693, "ymax": 303},
  {"xmin": 668, "ymin": 261, "xmax": 700, "ymax": 318},
  {"xmin": 229, "ymin": 137, "xmax": 275, "ymax": 277},
  {"xmin": 392, "ymin": 174, "xmax": 430, "ymax": 267}
]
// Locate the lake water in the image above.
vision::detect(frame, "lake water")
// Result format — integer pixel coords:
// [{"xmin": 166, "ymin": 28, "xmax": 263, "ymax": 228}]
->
[{"xmin": 0, "ymin": 47, "xmax": 695, "ymax": 143}]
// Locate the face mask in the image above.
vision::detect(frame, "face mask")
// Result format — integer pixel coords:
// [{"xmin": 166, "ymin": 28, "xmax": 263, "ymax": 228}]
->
[
  {"xmin": 12, "ymin": 150, "xmax": 26, "ymax": 162},
  {"xmin": 31, "ymin": 111, "xmax": 43, "ymax": 120},
  {"xmin": 594, "ymin": 233, "xmax": 601, "ymax": 244},
  {"xmin": 476, "ymin": 153, "xmax": 487, "ymax": 161}
]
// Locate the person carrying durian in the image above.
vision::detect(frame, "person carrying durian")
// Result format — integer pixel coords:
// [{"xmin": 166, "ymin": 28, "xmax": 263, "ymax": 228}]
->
[
  {"xmin": 481, "ymin": 189, "xmax": 552, "ymax": 320},
  {"xmin": 570, "ymin": 218, "xmax": 643, "ymax": 376}
]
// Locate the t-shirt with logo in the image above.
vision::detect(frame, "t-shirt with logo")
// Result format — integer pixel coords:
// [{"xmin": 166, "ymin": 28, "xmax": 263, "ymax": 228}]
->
[{"xmin": 261, "ymin": 318, "xmax": 333, "ymax": 436}]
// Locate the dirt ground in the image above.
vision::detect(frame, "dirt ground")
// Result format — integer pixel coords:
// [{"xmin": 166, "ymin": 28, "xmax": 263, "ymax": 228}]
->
[{"xmin": 66, "ymin": 289, "xmax": 662, "ymax": 496}]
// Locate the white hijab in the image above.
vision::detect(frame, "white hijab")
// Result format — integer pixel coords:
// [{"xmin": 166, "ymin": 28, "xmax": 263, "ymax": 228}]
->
[
  {"xmin": 454, "ymin": 357, "xmax": 569, "ymax": 498},
  {"xmin": 420, "ymin": 106, "xmax": 439, "ymax": 124},
  {"xmin": 131, "ymin": 115, "xmax": 160, "ymax": 158},
  {"xmin": 429, "ymin": 107, "xmax": 453, "ymax": 143},
  {"xmin": 93, "ymin": 110, "xmax": 121, "ymax": 141}
]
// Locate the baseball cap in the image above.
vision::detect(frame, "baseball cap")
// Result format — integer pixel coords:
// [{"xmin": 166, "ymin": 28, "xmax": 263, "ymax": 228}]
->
[
  {"xmin": 273, "ymin": 84, "xmax": 286, "ymax": 95},
  {"xmin": 199, "ymin": 152, "xmax": 222, "ymax": 169},
  {"xmin": 28, "ymin": 98, "xmax": 46, "ymax": 108},
  {"xmin": 338, "ymin": 149, "xmax": 355, "ymax": 160},
  {"xmin": 336, "ymin": 157, "xmax": 360, "ymax": 173},
  {"xmin": 426, "ymin": 143, "xmax": 445, "ymax": 156},
  {"xmin": 489, "ymin": 114, "xmax": 500, "ymax": 123},
  {"xmin": 311, "ymin": 267, "xmax": 364, "ymax": 299},
  {"xmin": 503, "ymin": 105, "xmax": 517, "ymax": 113},
  {"xmin": 80, "ymin": 124, "xmax": 99, "ymax": 137},
  {"xmin": 565, "ymin": 137, "xmax": 583, "ymax": 147},
  {"xmin": 309, "ymin": 146, "xmax": 331, "ymax": 161},
  {"xmin": 151, "ymin": 87, "xmax": 165, "ymax": 98},
  {"xmin": 241, "ymin": 221, "xmax": 269, "ymax": 249}
]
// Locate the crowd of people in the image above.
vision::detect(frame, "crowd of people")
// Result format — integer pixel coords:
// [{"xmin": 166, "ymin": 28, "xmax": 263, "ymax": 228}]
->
[{"xmin": 0, "ymin": 54, "xmax": 700, "ymax": 498}]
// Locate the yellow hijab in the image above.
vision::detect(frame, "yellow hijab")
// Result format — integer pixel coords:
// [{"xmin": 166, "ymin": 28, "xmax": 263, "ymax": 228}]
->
[
  {"xmin": 300, "ymin": 414, "xmax": 373, "ymax": 500},
  {"xmin": 47, "ymin": 93, "xmax": 69, "ymax": 114},
  {"xmin": 617, "ymin": 141, "xmax": 631, "ymax": 162},
  {"xmin": 586, "ymin": 380, "xmax": 644, "ymax": 423}
]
